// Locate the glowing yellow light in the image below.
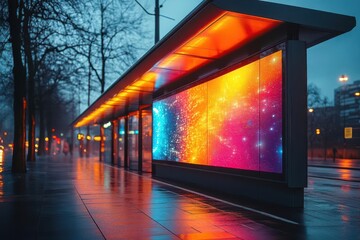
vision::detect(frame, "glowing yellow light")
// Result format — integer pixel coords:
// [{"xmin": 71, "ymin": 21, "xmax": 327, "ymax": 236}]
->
[
  {"xmin": 141, "ymin": 72, "xmax": 157, "ymax": 82},
  {"xmin": 45, "ymin": 137, "xmax": 49, "ymax": 142},
  {"xmin": 316, "ymin": 128, "xmax": 321, "ymax": 135},
  {"xmin": 35, "ymin": 144, "xmax": 39, "ymax": 148},
  {"xmin": 93, "ymin": 136, "xmax": 102, "ymax": 142},
  {"xmin": 36, "ymin": 138, "xmax": 39, "ymax": 141},
  {"xmin": 339, "ymin": 75, "xmax": 349, "ymax": 82},
  {"xmin": 86, "ymin": 135, "xmax": 91, "ymax": 140},
  {"xmin": 77, "ymin": 133, "xmax": 84, "ymax": 140},
  {"xmin": 355, "ymin": 92, "xmax": 360, "ymax": 96},
  {"xmin": 308, "ymin": 108, "xmax": 314, "ymax": 113}
]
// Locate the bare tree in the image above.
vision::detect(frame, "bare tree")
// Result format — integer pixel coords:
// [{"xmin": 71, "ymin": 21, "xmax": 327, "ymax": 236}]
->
[
  {"xmin": 7, "ymin": 0, "xmax": 27, "ymax": 172},
  {"xmin": 3, "ymin": 0, "xmax": 149, "ymax": 168},
  {"xmin": 19, "ymin": 0, "xmax": 86, "ymax": 159},
  {"xmin": 80, "ymin": 0, "xmax": 148, "ymax": 94},
  {"xmin": 308, "ymin": 84, "xmax": 337, "ymax": 159}
]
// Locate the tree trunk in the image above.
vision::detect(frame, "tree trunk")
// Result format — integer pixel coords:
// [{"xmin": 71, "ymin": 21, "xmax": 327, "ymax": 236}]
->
[
  {"xmin": 46, "ymin": 112, "xmax": 53, "ymax": 155},
  {"xmin": 24, "ymin": 8, "xmax": 36, "ymax": 162},
  {"xmin": 38, "ymin": 99, "xmax": 45, "ymax": 156},
  {"xmin": 100, "ymin": 3, "xmax": 105, "ymax": 94},
  {"xmin": 8, "ymin": 0, "xmax": 27, "ymax": 172}
]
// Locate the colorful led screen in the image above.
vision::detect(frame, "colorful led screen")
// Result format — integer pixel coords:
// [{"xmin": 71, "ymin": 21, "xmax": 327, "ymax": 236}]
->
[{"xmin": 153, "ymin": 50, "xmax": 283, "ymax": 173}]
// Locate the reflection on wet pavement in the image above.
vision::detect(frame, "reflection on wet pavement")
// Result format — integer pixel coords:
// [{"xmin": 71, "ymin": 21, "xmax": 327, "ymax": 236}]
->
[
  {"xmin": 0, "ymin": 150, "xmax": 4, "ymax": 196},
  {"xmin": 0, "ymin": 154, "xmax": 359, "ymax": 239}
]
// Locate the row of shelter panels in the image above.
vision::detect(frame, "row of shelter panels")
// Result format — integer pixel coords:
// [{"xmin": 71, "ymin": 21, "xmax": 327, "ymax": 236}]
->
[{"xmin": 72, "ymin": 0, "xmax": 355, "ymax": 207}]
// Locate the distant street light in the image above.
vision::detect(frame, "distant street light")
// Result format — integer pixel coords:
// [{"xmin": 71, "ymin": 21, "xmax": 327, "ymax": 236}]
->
[
  {"xmin": 339, "ymin": 74, "xmax": 349, "ymax": 82},
  {"xmin": 354, "ymin": 92, "xmax": 360, "ymax": 97},
  {"xmin": 308, "ymin": 108, "xmax": 314, "ymax": 159}
]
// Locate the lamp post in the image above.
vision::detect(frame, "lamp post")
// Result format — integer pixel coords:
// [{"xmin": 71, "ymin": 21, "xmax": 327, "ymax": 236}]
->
[
  {"xmin": 308, "ymin": 108, "xmax": 314, "ymax": 159},
  {"xmin": 339, "ymin": 74, "xmax": 349, "ymax": 158},
  {"xmin": 135, "ymin": 0, "xmax": 175, "ymax": 44},
  {"xmin": 354, "ymin": 92, "xmax": 360, "ymax": 156}
]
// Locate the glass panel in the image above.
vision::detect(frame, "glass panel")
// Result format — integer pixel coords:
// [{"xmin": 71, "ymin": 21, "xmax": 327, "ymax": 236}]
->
[
  {"xmin": 89, "ymin": 126, "xmax": 100, "ymax": 157},
  {"xmin": 259, "ymin": 50, "xmax": 283, "ymax": 173},
  {"xmin": 208, "ymin": 60, "xmax": 259, "ymax": 170},
  {"xmin": 153, "ymin": 49, "xmax": 283, "ymax": 174},
  {"xmin": 104, "ymin": 126, "xmax": 112, "ymax": 164},
  {"xmin": 118, "ymin": 118, "xmax": 125, "ymax": 167},
  {"xmin": 128, "ymin": 114, "xmax": 139, "ymax": 170},
  {"xmin": 153, "ymin": 86, "xmax": 208, "ymax": 164},
  {"xmin": 142, "ymin": 110, "xmax": 152, "ymax": 172}
]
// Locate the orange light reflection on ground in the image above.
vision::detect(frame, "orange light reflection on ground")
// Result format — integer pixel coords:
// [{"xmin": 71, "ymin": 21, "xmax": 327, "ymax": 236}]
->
[
  {"xmin": 0, "ymin": 149, "xmax": 4, "ymax": 196},
  {"xmin": 339, "ymin": 159, "xmax": 352, "ymax": 168},
  {"xmin": 339, "ymin": 169, "xmax": 351, "ymax": 181},
  {"xmin": 341, "ymin": 184, "xmax": 351, "ymax": 192},
  {"xmin": 341, "ymin": 215, "xmax": 350, "ymax": 222},
  {"xmin": 0, "ymin": 150, "xmax": 3, "ymax": 164}
]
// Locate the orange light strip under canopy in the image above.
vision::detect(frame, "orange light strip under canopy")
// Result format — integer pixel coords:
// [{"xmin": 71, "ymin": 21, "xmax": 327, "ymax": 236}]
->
[{"xmin": 75, "ymin": 10, "xmax": 281, "ymax": 127}]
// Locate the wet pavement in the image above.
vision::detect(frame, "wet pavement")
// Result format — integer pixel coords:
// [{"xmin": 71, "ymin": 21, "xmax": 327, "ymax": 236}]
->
[{"xmin": 0, "ymin": 153, "xmax": 359, "ymax": 239}]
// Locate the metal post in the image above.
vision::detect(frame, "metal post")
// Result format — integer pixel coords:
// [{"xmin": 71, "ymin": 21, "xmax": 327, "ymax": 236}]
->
[
  {"xmin": 138, "ymin": 110, "xmax": 143, "ymax": 172},
  {"xmin": 100, "ymin": 126, "xmax": 104, "ymax": 162},
  {"xmin": 124, "ymin": 117, "xmax": 129, "ymax": 168},
  {"xmin": 342, "ymin": 85, "xmax": 346, "ymax": 158},
  {"xmin": 111, "ymin": 120, "xmax": 119, "ymax": 166},
  {"xmin": 155, "ymin": 0, "xmax": 160, "ymax": 44},
  {"xmin": 86, "ymin": 126, "xmax": 90, "ymax": 158}
]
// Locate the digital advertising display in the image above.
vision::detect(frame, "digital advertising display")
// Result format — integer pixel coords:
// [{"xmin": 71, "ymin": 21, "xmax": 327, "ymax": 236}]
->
[{"xmin": 153, "ymin": 50, "xmax": 283, "ymax": 173}]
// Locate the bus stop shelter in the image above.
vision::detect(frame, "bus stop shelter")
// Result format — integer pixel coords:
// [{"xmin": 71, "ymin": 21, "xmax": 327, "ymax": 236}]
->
[{"xmin": 72, "ymin": 0, "xmax": 355, "ymax": 207}]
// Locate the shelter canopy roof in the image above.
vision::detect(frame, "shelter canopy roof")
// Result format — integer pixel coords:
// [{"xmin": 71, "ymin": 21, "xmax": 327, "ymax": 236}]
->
[{"xmin": 73, "ymin": 0, "xmax": 355, "ymax": 128}]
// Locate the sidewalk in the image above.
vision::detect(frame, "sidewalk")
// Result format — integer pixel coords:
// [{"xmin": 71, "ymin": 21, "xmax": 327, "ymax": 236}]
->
[
  {"xmin": 308, "ymin": 157, "xmax": 360, "ymax": 170},
  {"xmin": 1, "ymin": 154, "xmax": 359, "ymax": 239}
]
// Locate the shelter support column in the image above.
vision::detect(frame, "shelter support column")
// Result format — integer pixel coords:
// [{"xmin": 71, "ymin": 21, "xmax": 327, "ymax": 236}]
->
[
  {"xmin": 111, "ymin": 120, "xmax": 119, "ymax": 165},
  {"xmin": 124, "ymin": 117, "xmax": 129, "ymax": 168},
  {"xmin": 85, "ymin": 126, "xmax": 90, "ymax": 158},
  {"xmin": 138, "ymin": 110, "xmax": 143, "ymax": 172},
  {"xmin": 285, "ymin": 40, "xmax": 308, "ymax": 188},
  {"xmin": 100, "ymin": 125, "xmax": 105, "ymax": 162}
]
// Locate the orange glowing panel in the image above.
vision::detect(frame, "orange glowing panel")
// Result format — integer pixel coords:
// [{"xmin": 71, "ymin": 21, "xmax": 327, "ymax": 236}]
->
[
  {"xmin": 156, "ymin": 53, "xmax": 209, "ymax": 72},
  {"xmin": 153, "ymin": 11, "xmax": 281, "ymax": 90},
  {"xmin": 177, "ymin": 12, "xmax": 281, "ymax": 58}
]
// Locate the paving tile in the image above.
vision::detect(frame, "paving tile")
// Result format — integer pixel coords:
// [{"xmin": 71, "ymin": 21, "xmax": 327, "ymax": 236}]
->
[
  {"xmin": 178, "ymin": 231, "xmax": 239, "ymax": 240},
  {"xmin": 1, "ymin": 154, "xmax": 360, "ymax": 239}
]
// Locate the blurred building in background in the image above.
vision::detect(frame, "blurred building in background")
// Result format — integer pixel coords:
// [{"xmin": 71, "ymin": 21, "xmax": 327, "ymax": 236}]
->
[{"xmin": 309, "ymin": 80, "xmax": 360, "ymax": 159}]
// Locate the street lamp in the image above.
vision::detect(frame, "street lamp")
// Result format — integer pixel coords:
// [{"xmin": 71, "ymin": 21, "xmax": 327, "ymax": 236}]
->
[
  {"xmin": 339, "ymin": 74, "xmax": 349, "ymax": 158},
  {"xmin": 308, "ymin": 108, "xmax": 314, "ymax": 159},
  {"xmin": 339, "ymin": 74, "xmax": 349, "ymax": 82}
]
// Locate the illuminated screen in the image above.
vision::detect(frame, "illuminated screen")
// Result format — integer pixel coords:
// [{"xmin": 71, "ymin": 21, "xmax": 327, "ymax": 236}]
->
[
  {"xmin": 128, "ymin": 114, "xmax": 139, "ymax": 170},
  {"xmin": 153, "ymin": 50, "xmax": 283, "ymax": 173}
]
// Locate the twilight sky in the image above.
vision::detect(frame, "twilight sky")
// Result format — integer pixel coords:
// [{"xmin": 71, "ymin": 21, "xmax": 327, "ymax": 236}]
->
[{"xmin": 149, "ymin": 0, "xmax": 360, "ymax": 102}]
